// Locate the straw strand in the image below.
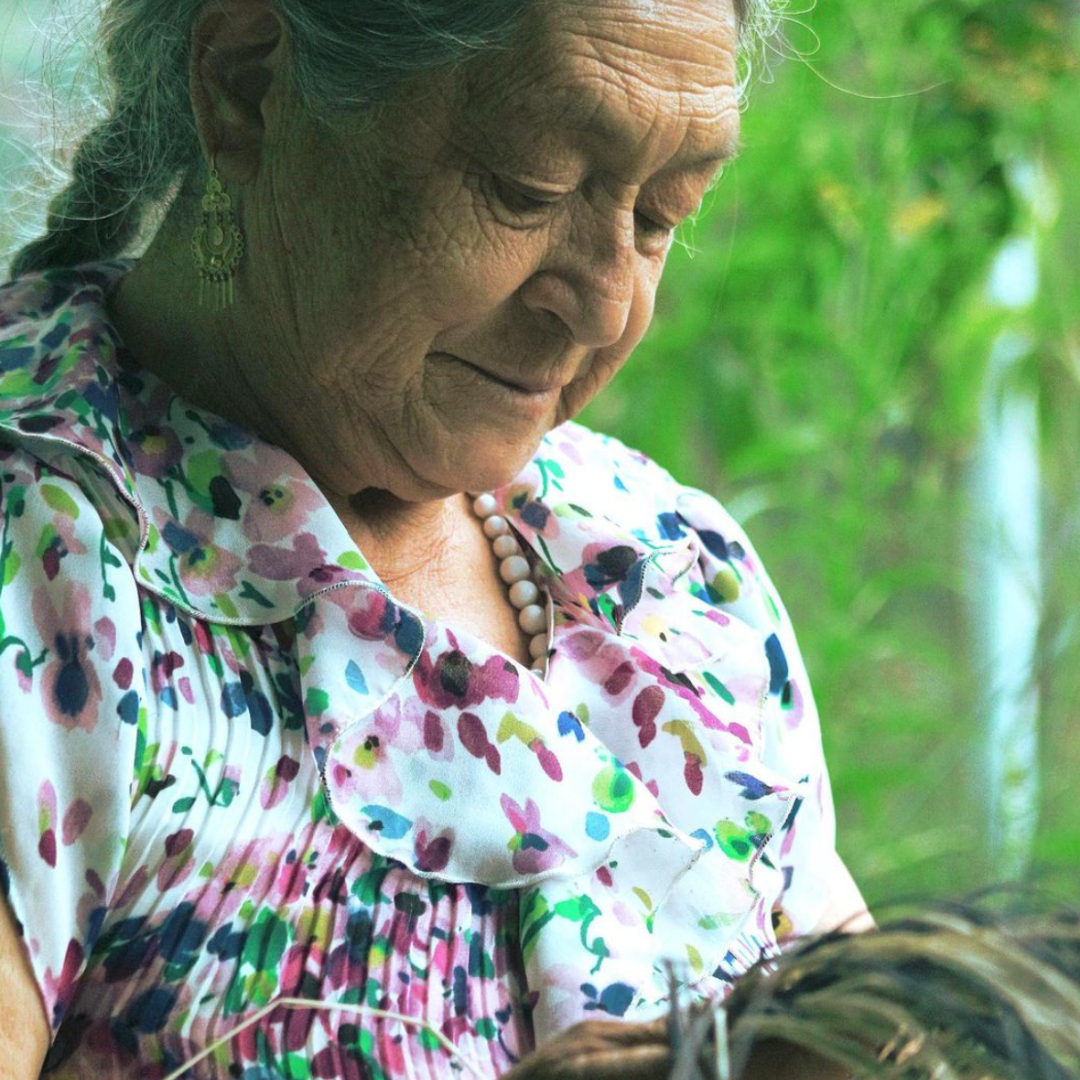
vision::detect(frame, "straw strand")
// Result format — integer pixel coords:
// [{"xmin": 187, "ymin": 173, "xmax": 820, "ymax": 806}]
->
[{"xmin": 159, "ymin": 998, "xmax": 490, "ymax": 1080}]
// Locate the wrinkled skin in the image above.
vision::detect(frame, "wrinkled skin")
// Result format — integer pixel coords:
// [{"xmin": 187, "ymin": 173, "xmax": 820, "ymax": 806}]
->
[{"xmin": 110, "ymin": 0, "xmax": 740, "ymax": 532}]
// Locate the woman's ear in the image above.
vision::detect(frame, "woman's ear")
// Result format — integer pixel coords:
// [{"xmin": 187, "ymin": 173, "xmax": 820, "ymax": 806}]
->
[{"xmin": 189, "ymin": 0, "xmax": 288, "ymax": 183}]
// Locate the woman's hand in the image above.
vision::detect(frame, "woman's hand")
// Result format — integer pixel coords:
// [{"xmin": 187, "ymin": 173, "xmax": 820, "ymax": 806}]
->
[{"xmin": 0, "ymin": 894, "xmax": 48, "ymax": 1080}]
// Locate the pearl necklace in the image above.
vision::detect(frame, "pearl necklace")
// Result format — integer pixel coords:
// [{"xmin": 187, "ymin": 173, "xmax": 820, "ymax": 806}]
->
[{"xmin": 470, "ymin": 492, "xmax": 549, "ymax": 675}]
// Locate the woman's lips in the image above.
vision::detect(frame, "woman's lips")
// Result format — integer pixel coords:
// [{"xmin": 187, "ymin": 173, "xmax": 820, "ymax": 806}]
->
[{"xmin": 432, "ymin": 353, "xmax": 566, "ymax": 397}]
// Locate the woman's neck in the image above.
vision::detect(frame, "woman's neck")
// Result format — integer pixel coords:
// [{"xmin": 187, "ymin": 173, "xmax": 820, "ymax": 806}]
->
[{"xmin": 106, "ymin": 226, "xmax": 460, "ymax": 548}]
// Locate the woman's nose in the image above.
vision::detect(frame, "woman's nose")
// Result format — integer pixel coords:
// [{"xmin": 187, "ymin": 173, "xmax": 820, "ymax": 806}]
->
[{"xmin": 518, "ymin": 209, "xmax": 638, "ymax": 349}]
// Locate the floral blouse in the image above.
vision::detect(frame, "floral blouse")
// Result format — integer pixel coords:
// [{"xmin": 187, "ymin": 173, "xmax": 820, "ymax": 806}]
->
[{"xmin": 0, "ymin": 263, "xmax": 835, "ymax": 1079}]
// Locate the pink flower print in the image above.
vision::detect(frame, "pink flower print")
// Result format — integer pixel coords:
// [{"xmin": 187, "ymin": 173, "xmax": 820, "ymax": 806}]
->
[
  {"xmin": 501, "ymin": 483, "xmax": 557, "ymax": 537},
  {"xmin": 225, "ymin": 450, "xmax": 324, "ymax": 543},
  {"xmin": 150, "ymin": 648, "xmax": 185, "ymax": 695},
  {"xmin": 93, "ymin": 615, "xmax": 116, "ymax": 662},
  {"xmin": 260, "ymin": 754, "xmax": 301, "ymax": 811},
  {"xmin": 126, "ymin": 423, "xmax": 183, "ymax": 478},
  {"xmin": 413, "ymin": 818, "xmax": 453, "ymax": 874},
  {"xmin": 190, "ymin": 836, "xmax": 282, "ymax": 923},
  {"xmin": 500, "ymin": 795, "xmax": 577, "ymax": 876},
  {"xmin": 779, "ymin": 675, "xmax": 806, "ymax": 730},
  {"xmin": 632, "ymin": 685, "xmax": 663, "ymax": 749},
  {"xmin": 383, "ymin": 901, "xmax": 423, "ymax": 954},
  {"xmin": 401, "ymin": 696, "xmax": 455, "ymax": 763},
  {"xmin": 559, "ymin": 628, "xmax": 645, "ymax": 707},
  {"xmin": 157, "ymin": 826, "xmax": 196, "ymax": 891},
  {"xmin": 191, "ymin": 617, "xmax": 215, "ymax": 657},
  {"xmin": 37, "ymin": 780, "xmax": 57, "ymax": 867},
  {"xmin": 377, "ymin": 1031, "xmax": 407, "ymax": 1076},
  {"xmin": 40, "ymin": 510, "xmax": 88, "ymax": 582},
  {"xmin": 121, "ymin": 368, "xmax": 180, "ymax": 437},
  {"xmin": 660, "ymin": 719, "xmax": 708, "ymax": 796},
  {"xmin": 496, "ymin": 712, "xmax": 563, "ymax": 781},
  {"xmin": 279, "ymin": 941, "xmax": 311, "ymax": 999},
  {"xmin": 422, "ymin": 709, "xmax": 448, "ymax": 755},
  {"xmin": 393, "ymin": 966, "xmax": 431, "ymax": 1016},
  {"xmin": 248, "ymin": 531, "xmax": 327, "ymax": 582},
  {"xmin": 580, "ymin": 541, "xmax": 641, "ymax": 593},
  {"xmin": 457, "ymin": 712, "xmax": 502, "ymax": 774},
  {"xmin": 346, "ymin": 725, "xmax": 403, "ymax": 803},
  {"xmin": 308, "ymin": 1045, "xmax": 367, "ymax": 1080},
  {"xmin": 630, "ymin": 644, "xmax": 753, "ymax": 741},
  {"xmin": 43, "ymin": 938, "xmax": 84, "ymax": 1023},
  {"xmin": 61, "ymin": 797, "xmax": 92, "ymax": 845},
  {"xmin": 702, "ymin": 607, "xmax": 732, "ymax": 629},
  {"xmin": 601, "ymin": 659, "xmax": 637, "ymax": 701},
  {"xmin": 322, "ymin": 694, "xmax": 417, "ymax": 804},
  {"xmin": 32, "ymin": 579, "xmax": 103, "ymax": 732},
  {"xmin": 338, "ymin": 586, "xmax": 405, "ymax": 642},
  {"xmin": 368, "ymin": 692, "xmax": 423, "ymax": 756},
  {"xmin": 274, "ymin": 851, "xmax": 310, "ymax": 907},
  {"xmin": 430, "ymin": 936, "xmax": 453, "ymax": 980},
  {"xmin": 412, "ymin": 635, "xmax": 521, "ymax": 709},
  {"xmin": 279, "ymin": 981, "xmax": 321, "ymax": 1053},
  {"xmin": 156, "ymin": 507, "xmax": 242, "ymax": 598},
  {"xmin": 552, "ymin": 433, "xmax": 585, "ymax": 466}
]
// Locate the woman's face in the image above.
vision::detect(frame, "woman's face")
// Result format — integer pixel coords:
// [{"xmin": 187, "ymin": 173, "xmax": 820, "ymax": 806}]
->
[{"xmin": 251, "ymin": 0, "xmax": 740, "ymax": 501}]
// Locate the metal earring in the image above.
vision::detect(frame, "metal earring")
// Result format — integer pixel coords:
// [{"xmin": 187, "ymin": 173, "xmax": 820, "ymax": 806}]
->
[{"xmin": 191, "ymin": 158, "xmax": 244, "ymax": 310}]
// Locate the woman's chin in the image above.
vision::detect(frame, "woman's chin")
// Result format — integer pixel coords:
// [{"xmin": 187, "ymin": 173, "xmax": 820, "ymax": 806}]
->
[{"xmin": 425, "ymin": 437, "xmax": 545, "ymax": 499}]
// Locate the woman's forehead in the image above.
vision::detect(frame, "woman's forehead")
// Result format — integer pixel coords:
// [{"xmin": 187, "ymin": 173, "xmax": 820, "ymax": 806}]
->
[{"xmin": 452, "ymin": 0, "xmax": 740, "ymax": 173}]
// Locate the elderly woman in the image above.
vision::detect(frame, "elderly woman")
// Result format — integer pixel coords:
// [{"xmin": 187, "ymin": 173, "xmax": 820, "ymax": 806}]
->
[{"xmin": 0, "ymin": 0, "xmax": 869, "ymax": 1077}]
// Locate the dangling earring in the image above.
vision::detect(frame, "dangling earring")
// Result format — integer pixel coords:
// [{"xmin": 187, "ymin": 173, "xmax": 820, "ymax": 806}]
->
[{"xmin": 191, "ymin": 157, "xmax": 244, "ymax": 310}]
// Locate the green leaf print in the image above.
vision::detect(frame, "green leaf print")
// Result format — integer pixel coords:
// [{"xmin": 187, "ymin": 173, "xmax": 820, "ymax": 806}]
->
[
  {"xmin": 100, "ymin": 528, "xmax": 121, "ymax": 602},
  {"xmin": 520, "ymin": 889, "xmax": 556, "ymax": 965},
  {"xmin": 238, "ymin": 909, "xmax": 291, "ymax": 987},
  {"xmin": 702, "ymin": 670, "xmax": 736, "ymax": 706},
  {"xmin": 40, "ymin": 483, "xmax": 80, "ymax": 519},
  {"xmin": 591, "ymin": 761, "xmax": 635, "ymax": 813},
  {"xmin": 351, "ymin": 857, "xmax": 392, "ymax": 906},
  {"xmin": 552, "ymin": 894, "xmax": 610, "ymax": 973},
  {"xmin": 1, "ymin": 545, "xmax": 19, "ymax": 586},
  {"xmin": 282, "ymin": 1053, "xmax": 311, "ymax": 1079},
  {"xmin": 238, "ymin": 579, "xmax": 275, "ymax": 608}
]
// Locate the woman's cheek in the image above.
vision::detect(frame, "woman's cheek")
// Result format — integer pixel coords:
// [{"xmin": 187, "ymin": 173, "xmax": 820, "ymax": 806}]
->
[
  {"xmin": 624, "ymin": 256, "xmax": 665, "ymax": 349},
  {"xmin": 422, "ymin": 212, "xmax": 546, "ymax": 325},
  {"xmin": 557, "ymin": 260, "xmax": 665, "ymax": 420},
  {"xmin": 557, "ymin": 347, "xmax": 630, "ymax": 421}
]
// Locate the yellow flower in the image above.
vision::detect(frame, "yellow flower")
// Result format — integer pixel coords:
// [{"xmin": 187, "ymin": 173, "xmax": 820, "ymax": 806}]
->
[{"xmin": 891, "ymin": 195, "xmax": 946, "ymax": 239}]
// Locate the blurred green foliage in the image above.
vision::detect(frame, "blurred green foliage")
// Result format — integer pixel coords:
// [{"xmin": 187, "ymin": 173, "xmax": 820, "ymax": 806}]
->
[
  {"xmin": 584, "ymin": 0, "xmax": 1080, "ymax": 901},
  {"xmin": 2, "ymin": 0, "xmax": 1078, "ymax": 905}
]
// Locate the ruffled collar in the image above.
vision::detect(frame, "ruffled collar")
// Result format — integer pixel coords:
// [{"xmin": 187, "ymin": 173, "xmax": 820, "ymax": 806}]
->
[
  {"xmin": 0, "ymin": 262, "xmax": 812, "ymax": 1042},
  {"xmin": 0, "ymin": 262, "xmax": 704, "ymax": 640}
]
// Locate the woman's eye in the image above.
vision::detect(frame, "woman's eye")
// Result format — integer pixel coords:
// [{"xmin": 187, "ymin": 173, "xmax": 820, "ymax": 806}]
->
[
  {"xmin": 634, "ymin": 209, "xmax": 674, "ymax": 238},
  {"xmin": 634, "ymin": 210, "xmax": 676, "ymax": 253},
  {"xmin": 491, "ymin": 176, "xmax": 563, "ymax": 216}
]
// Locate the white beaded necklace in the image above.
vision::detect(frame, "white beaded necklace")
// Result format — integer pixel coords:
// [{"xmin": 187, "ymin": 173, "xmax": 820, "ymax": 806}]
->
[{"xmin": 470, "ymin": 492, "xmax": 549, "ymax": 675}]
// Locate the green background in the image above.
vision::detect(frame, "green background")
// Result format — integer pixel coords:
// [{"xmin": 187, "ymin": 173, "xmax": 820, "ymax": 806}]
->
[{"xmin": 2, "ymin": 0, "xmax": 1078, "ymax": 905}]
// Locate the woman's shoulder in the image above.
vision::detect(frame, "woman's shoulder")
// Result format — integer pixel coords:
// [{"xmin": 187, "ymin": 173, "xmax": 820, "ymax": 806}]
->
[
  {"xmin": 0, "ymin": 261, "xmax": 135, "ymax": 482},
  {"xmin": 0, "ymin": 261, "xmax": 127, "ymax": 348},
  {"xmin": 0, "ymin": 273, "xmax": 146, "ymax": 586},
  {"xmin": 540, "ymin": 419, "xmax": 792, "ymax": 650}
]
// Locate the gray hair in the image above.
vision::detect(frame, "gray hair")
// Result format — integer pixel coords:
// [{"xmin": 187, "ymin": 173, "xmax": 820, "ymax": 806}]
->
[{"xmin": 9, "ymin": 0, "xmax": 778, "ymax": 278}]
